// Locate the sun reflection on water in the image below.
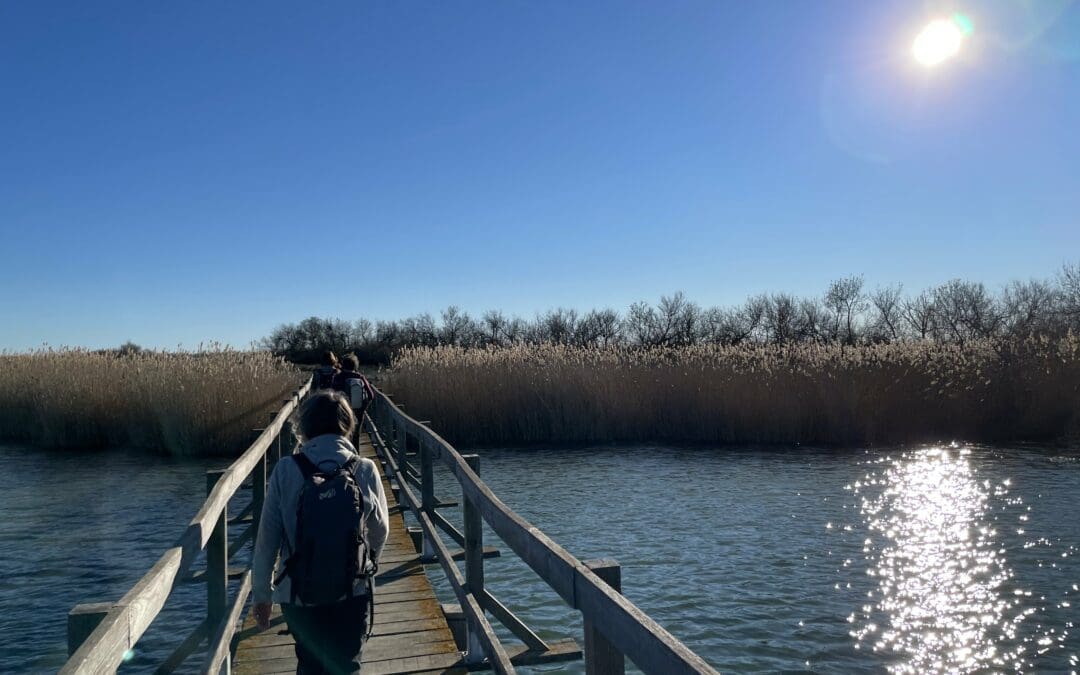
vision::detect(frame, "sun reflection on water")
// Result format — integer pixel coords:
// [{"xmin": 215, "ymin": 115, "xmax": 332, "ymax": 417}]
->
[{"xmin": 850, "ymin": 448, "xmax": 1022, "ymax": 673}]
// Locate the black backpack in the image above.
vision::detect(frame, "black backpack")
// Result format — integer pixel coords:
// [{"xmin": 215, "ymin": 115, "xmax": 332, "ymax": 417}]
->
[
  {"xmin": 313, "ymin": 367, "xmax": 336, "ymax": 390},
  {"xmin": 277, "ymin": 453, "xmax": 375, "ymax": 610}
]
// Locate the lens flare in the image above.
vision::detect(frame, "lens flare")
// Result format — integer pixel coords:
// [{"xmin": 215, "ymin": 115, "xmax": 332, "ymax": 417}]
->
[{"xmin": 912, "ymin": 17, "xmax": 966, "ymax": 67}]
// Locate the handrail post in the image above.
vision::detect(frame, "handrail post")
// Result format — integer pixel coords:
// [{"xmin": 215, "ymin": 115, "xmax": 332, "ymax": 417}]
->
[
  {"xmin": 584, "ymin": 559, "xmax": 624, "ymax": 675},
  {"xmin": 397, "ymin": 428, "xmax": 409, "ymax": 482},
  {"xmin": 206, "ymin": 470, "xmax": 229, "ymax": 633},
  {"xmin": 282, "ymin": 418, "xmax": 295, "ymax": 459},
  {"xmin": 252, "ymin": 452, "xmax": 268, "ymax": 549},
  {"xmin": 462, "ymin": 454, "xmax": 486, "ymax": 665},
  {"xmin": 67, "ymin": 602, "xmax": 114, "ymax": 656},
  {"xmin": 419, "ymin": 438, "xmax": 436, "ymax": 561}
]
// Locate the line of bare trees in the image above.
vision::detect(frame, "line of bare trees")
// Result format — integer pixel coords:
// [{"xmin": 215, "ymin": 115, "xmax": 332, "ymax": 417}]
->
[{"xmin": 262, "ymin": 263, "xmax": 1080, "ymax": 363}]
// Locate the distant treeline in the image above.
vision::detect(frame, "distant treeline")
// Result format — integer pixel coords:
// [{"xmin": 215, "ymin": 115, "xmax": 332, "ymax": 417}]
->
[{"xmin": 264, "ymin": 264, "xmax": 1080, "ymax": 363}]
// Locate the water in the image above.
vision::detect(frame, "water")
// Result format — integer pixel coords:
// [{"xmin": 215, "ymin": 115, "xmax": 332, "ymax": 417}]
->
[
  {"xmin": 0, "ymin": 445, "xmax": 225, "ymax": 673},
  {"xmin": 422, "ymin": 445, "xmax": 1080, "ymax": 674},
  {"xmin": 3, "ymin": 444, "xmax": 1078, "ymax": 673}
]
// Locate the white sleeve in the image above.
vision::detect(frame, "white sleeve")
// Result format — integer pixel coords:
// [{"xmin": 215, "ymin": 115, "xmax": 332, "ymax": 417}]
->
[
  {"xmin": 361, "ymin": 459, "xmax": 390, "ymax": 564},
  {"xmin": 252, "ymin": 461, "xmax": 286, "ymax": 604}
]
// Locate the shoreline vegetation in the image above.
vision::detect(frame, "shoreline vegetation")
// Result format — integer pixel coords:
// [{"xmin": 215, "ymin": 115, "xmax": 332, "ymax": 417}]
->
[
  {"xmin": 4, "ymin": 268, "xmax": 1079, "ymax": 454},
  {"xmin": 385, "ymin": 339, "xmax": 1080, "ymax": 447},
  {"xmin": 0, "ymin": 347, "xmax": 301, "ymax": 456}
]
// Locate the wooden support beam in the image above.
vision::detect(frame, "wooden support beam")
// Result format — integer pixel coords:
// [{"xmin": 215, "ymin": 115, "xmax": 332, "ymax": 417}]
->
[
  {"xmin": 448, "ymin": 546, "xmax": 500, "ymax": 562},
  {"xmin": 227, "ymin": 501, "xmax": 254, "ymax": 525},
  {"xmin": 182, "ymin": 566, "xmax": 247, "ymax": 584},
  {"xmin": 202, "ymin": 570, "xmax": 252, "ymax": 675},
  {"xmin": 431, "ymin": 510, "xmax": 466, "ymax": 547},
  {"xmin": 462, "ymin": 454, "xmax": 485, "ymax": 666},
  {"xmin": 251, "ymin": 453, "xmax": 267, "ymax": 551},
  {"xmin": 420, "ymin": 437, "xmax": 437, "ymax": 561},
  {"xmin": 478, "ymin": 588, "xmax": 548, "ymax": 652},
  {"xmin": 205, "ymin": 470, "xmax": 228, "ymax": 634},
  {"xmin": 226, "ymin": 524, "xmax": 254, "ymax": 560},
  {"xmin": 154, "ymin": 618, "xmax": 208, "ymax": 674},
  {"xmin": 584, "ymin": 559, "xmax": 624, "ymax": 675}
]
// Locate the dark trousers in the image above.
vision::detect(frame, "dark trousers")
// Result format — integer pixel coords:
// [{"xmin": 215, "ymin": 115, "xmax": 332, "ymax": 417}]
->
[{"xmin": 281, "ymin": 595, "xmax": 369, "ymax": 675}]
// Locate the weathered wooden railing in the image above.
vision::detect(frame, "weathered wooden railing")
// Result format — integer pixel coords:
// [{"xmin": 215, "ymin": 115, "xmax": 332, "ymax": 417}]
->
[
  {"xmin": 369, "ymin": 388, "xmax": 720, "ymax": 675},
  {"xmin": 61, "ymin": 378, "xmax": 312, "ymax": 675}
]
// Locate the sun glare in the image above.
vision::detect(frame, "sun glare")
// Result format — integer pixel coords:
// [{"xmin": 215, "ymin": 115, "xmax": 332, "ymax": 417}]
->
[{"xmin": 912, "ymin": 18, "xmax": 965, "ymax": 67}]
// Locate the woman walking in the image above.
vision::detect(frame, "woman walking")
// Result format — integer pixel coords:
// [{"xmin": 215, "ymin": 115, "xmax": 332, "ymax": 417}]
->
[{"xmin": 252, "ymin": 390, "xmax": 390, "ymax": 674}]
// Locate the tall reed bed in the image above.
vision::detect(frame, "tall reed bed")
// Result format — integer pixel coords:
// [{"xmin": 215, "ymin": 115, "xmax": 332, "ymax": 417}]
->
[
  {"xmin": 0, "ymin": 348, "xmax": 302, "ymax": 456},
  {"xmin": 387, "ymin": 337, "xmax": 1080, "ymax": 447}
]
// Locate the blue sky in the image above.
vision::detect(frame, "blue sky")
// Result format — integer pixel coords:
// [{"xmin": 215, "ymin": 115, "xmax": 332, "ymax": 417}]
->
[{"xmin": 1, "ymin": 1, "xmax": 1077, "ymax": 350}]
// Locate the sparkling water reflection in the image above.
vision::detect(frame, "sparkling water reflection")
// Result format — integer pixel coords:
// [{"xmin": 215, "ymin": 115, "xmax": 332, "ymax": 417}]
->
[
  {"xmin": 851, "ymin": 448, "xmax": 1015, "ymax": 672},
  {"xmin": 849, "ymin": 447, "xmax": 1077, "ymax": 674}
]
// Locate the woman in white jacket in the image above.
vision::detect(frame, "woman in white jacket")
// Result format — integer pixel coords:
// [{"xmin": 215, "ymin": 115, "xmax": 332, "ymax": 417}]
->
[{"xmin": 252, "ymin": 390, "xmax": 390, "ymax": 674}]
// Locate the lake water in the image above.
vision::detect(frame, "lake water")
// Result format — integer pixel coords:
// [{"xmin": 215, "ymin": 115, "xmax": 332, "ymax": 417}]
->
[{"xmin": 3, "ymin": 443, "xmax": 1078, "ymax": 673}]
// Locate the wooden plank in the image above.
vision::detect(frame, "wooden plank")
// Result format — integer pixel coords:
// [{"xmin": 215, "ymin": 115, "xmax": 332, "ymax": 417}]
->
[
  {"xmin": 395, "ymin": 483, "xmax": 515, "ymax": 675},
  {"xmin": 237, "ymin": 636, "xmax": 458, "ymax": 663},
  {"xmin": 505, "ymin": 638, "xmax": 583, "ymax": 666},
  {"xmin": 239, "ymin": 651, "xmax": 465, "ymax": 675}
]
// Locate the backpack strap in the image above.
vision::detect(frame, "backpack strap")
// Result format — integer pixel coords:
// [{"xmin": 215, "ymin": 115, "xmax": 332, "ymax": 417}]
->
[
  {"xmin": 292, "ymin": 453, "xmax": 319, "ymax": 480},
  {"xmin": 341, "ymin": 455, "xmax": 361, "ymax": 476}
]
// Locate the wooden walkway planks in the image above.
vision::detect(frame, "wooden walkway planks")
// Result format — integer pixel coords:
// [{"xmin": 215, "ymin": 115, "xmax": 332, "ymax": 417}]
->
[{"xmin": 232, "ymin": 435, "xmax": 467, "ymax": 675}]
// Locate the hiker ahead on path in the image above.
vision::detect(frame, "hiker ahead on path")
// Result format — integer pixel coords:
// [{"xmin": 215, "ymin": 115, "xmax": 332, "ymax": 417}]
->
[
  {"xmin": 331, "ymin": 354, "xmax": 375, "ymax": 426},
  {"xmin": 313, "ymin": 351, "xmax": 340, "ymax": 389},
  {"xmin": 252, "ymin": 390, "xmax": 390, "ymax": 675}
]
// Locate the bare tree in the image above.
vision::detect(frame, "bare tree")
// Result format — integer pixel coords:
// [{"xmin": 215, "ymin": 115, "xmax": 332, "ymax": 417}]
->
[
  {"xmin": 765, "ymin": 294, "xmax": 800, "ymax": 344},
  {"xmin": 1002, "ymin": 279, "xmax": 1058, "ymax": 337},
  {"xmin": 901, "ymin": 290, "xmax": 935, "ymax": 340},
  {"xmin": 532, "ymin": 308, "xmax": 578, "ymax": 344},
  {"xmin": 930, "ymin": 279, "xmax": 1003, "ymax": 345},
  {"xmin": 481, "ymin": 310, "xmax": 508, "ymax": 346},
  {"xmin": 797, "ymin": 298, "xmax": 826, "ymax": 342},
  {"xmin": 399, "ymin": 314, "xmax": 438, "ymax": 347},
  {"xmin": 439, "ymin": 306, "xmax": 477, "ymax": 346},
  {"xmin": 351, "ymin": 318, "xmax": 374, "ymax": 347},
  {"xmin": 504, "ymin": 317, "xmax": 528, "ymax": 344},
  {"xmin": 576, "ymin": 309, "xmax": 622, "ymax": 346},
  {"xmin": 625, "ymin": 301, "xmax": 661, "ymax": 346},
  {"xmin": 868, "ymin": 284, "xmax": 904, "ymax": 342},
  {"xmin": 824, "ymin": 275, "xmax": 867, "ymax": 344},
  {"xmin": 658, "ymin": 292, "xmax": 701, "ymax": 346},
  {"xmin": 1059, "ymin": 263, "xmax": 1080, "ymax": 331}
]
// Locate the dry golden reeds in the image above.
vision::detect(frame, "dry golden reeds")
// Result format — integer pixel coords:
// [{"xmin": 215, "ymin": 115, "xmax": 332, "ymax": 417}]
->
[
  {"xmin": 385, "ymin": 337, "xmax": 1080, "ymax": 447},
  {"xmin": 0, "ymin": 347, "xmax": 302, "ymax": 456}
]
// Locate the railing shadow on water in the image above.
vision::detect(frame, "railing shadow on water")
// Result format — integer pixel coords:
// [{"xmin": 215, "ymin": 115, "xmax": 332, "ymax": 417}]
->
[{"xmin": 60, "ymin": 378, "xmax": 720, "ymax": 675}]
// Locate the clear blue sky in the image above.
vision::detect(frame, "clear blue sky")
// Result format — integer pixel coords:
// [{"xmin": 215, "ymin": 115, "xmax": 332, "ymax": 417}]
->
[{"xmin": 2, "ymin": 1, "xmax": 1077, "ymax": 350}]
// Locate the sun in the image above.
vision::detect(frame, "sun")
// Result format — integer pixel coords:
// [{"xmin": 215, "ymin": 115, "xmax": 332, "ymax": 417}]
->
[{"xmin": 912, "ymin": 18, "xmax": 966, "ymax": 67}]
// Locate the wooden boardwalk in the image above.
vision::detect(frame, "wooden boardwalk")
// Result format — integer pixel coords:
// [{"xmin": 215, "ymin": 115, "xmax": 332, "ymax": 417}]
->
[
  {"xmin": 61, "ymin": 380, "xmax": 719, "ymax": 675},
  {"xmin": 232, "ymin": 435, "xmax": 467, "ymax": 675}
]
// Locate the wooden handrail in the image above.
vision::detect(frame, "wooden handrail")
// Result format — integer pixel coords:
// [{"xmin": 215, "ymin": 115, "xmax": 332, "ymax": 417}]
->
[
  {"xmin": 61, "ymin": 378, "xmax": 311, "ymax": 675},
  {"xmin": 366, "ymin": 419, "xmax": 516, "ymax": 675},
  {"xmin": 372, "ymin": 389, "xmax": 719, "ymax": 675}
]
